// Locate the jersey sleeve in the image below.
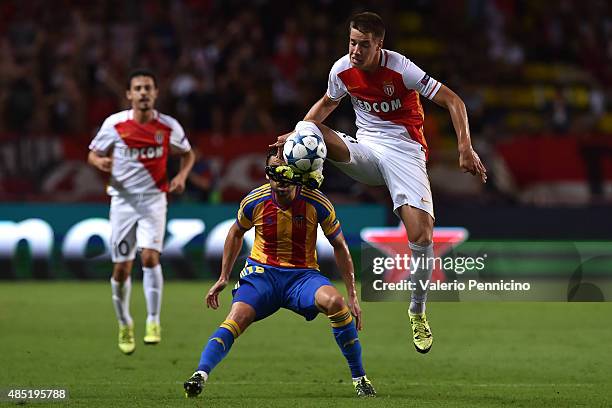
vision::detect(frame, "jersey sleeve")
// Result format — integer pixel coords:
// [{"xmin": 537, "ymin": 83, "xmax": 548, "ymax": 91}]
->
[
  {"xmin": 236, "ymin": 197, "xmax": 255, "ymax": 230},
  {"xmin": 314, "ymin": 194, "xmax": 342, "ymax": 240},
  {"xmin": 168, "ymin": 117, "xmax": 191, "ymax": 153},
  {"xmin": 400, "ymin": 56, "xmax": 442, "ymax": 100},
  {"xmin": 89, "ymin": 117, "xmax": 118, "ymax": 155},
  {"xmin": 326, "ymin": 63, "xmax": 348, "ymax": 101},
  {"xmin": 321, "ymin": 210, "xmax": 342, "ymax": 240}
]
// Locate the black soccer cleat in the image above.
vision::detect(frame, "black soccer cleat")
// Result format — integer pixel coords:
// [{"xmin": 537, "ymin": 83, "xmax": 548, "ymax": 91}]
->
[
  {"xmin": 183, "ymin": 372, "xmax": 206, "ymax": 398},
  {"xmin": 353, "ymin": 376, "xmax": 376, "ymax": 397}
]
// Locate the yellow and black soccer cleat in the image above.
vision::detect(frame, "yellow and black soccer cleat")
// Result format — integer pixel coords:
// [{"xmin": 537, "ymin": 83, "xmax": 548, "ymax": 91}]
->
[
  {"xmin": 144, "ymin": 322, "xmax": 161, "ymax": 344},
  {"xmin": 118, "ymin": 324, "xmax": 135, "ymax": 355},
  {"xmin": 301, "ymin": 169, "xmax": 324, "ymax": 189},
  {"xmin": 265, "ymin": 165, "xmax": 302, "ymax": 184},
  {"xmin": 353, "ymin": 376, "xmax": 376, "ymax": 397},
  {"xmin": 409, "ymin": 312, "xmax": 433, "ymax": 354}
]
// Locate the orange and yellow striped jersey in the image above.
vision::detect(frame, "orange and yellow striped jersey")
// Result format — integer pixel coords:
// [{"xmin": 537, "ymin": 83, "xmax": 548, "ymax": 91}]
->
[{"xmin": 236, "ymin": 184, "xmax": 342, "ymax": 270}]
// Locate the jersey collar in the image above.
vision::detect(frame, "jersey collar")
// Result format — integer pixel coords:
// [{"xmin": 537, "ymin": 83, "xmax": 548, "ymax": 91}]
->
[{"xmin": 128, "ymin": 109, "xmax": 159, "ymax": 122}]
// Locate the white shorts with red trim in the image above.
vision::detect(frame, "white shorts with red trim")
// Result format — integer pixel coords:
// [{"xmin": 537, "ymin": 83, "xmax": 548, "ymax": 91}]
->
[
  {"xmin": 109, "ymin": 193, "xmax": 167, "ymax": 262},
  {"xmin": 328, "ymin": 131, "xmax": 434, "ymax": 219}
]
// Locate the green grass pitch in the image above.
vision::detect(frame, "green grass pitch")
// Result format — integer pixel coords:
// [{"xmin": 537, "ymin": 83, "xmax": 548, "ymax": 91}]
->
[{"xmin": 1, "ymin": 282, "xmax": 611, "ymax": 407}]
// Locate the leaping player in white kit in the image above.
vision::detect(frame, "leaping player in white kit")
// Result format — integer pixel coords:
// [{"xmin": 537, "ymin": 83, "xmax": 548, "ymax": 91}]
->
[
  {"xmin": 273, "ymin": 12, "xmax": 487, "ymax": 354},
  {"xmin": 88, "ymin": 69, "xmax": 195, "ymax": 354}
]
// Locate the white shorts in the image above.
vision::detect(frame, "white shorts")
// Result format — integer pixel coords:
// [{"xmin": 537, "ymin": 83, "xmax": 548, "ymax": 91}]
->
[
  {"xmin": 109, "ymin": 193, "xmax": 167, "ymax": 262},
  {"xmin": 328, "ymin": 132, "xmax": 434, "ymax": 219}
]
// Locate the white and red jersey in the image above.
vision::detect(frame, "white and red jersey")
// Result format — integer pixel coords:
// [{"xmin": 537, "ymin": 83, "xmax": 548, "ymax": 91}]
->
[
  {"xmin": 326, "ymin": 49, "xmax": 441, "ymax": 158},
  {"xmin": 88, "ymin": 109, "xmax": 191, "ymax": 196}
]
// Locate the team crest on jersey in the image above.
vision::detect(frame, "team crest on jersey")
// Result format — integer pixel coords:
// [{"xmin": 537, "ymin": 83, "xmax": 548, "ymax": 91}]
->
[
  {"xmin": 383, "ymin": 82, "xmax": 394, "ymax": 96},
  {"xmin": 293, "ymin": 215, "xmax": 305, "ymax": 229},
  {"xmin": 155, "ymin": 131, "xmax": 164, "ymax": 145}
]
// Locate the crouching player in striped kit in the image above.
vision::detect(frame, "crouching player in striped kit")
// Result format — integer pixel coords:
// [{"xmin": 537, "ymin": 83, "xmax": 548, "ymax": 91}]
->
[{"xmin": 183, "ymin": 150, "xmax": 375, "ymax": 398}]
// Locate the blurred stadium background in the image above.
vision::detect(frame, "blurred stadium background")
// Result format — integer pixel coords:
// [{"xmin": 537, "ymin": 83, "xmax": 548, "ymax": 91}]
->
[
  {"xmin": 1, "ymin": 1, "xmax": 611, "ymax": 406},
  {"xmin": 1, "ymin": 0, "xmax": 610, "ymax": 280}
]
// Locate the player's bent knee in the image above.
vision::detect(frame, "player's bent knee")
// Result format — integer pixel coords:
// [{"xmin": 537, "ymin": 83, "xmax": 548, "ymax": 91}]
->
[
  {"xmin": 227, "ymin": 302, "xmax": 256, "ymax": 334},
  {"xmin": 315, "ymin": 287, "xmax": 346, "ymax": 315},
  {"xmin": 326, "ymin": 294, "xmax": 346, "ymax": 315},
  {"xmin": 410, "ymin": 236, "xmax": 432, "ymax": 247}
]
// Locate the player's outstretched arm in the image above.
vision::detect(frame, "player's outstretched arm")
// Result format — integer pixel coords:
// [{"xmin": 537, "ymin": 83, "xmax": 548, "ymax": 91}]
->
[
  {"xmin": 169, "ymin": 149, "xmax": 196, "ymax": 193},
  {"xmin": 206, "ymin": 222, "xmax": 246, "ymax": 309},
  {"xmin": 330, "ymin": 233, "xmax": 362, "ymax": 330},
  {"xmin": 304, "ymin": 94, "xmax": 340, "ymax": 122},
  {"xmin": 432, "ymin": 85, "xmax": 488, "ymax": 183},
  {"xmin": 87, "ymin": 150, "xmax": 112, "ymax": 173}
]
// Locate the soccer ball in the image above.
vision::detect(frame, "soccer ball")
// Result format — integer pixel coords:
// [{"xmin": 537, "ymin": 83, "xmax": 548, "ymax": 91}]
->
[{"xmin": 282, "ymin": 130, "xmax": 327, "ymax": 172}]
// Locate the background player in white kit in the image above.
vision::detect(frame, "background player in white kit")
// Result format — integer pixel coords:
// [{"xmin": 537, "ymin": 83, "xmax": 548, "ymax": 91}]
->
[
  {"xmin": 88, "ymin": 69, "xmax": 195, "ymax": 354},
  {"xmin": 273, "ymin": 12, "xmax": 487, "ymax": 354}
]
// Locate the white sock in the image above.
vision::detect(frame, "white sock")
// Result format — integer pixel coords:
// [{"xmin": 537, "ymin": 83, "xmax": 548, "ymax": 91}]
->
[
  {"xmin": 111, "ymin": 276, "xmax": 133, "ymax": 326},
  {"xmin": 195, "ymin": 371, "xmax": 209, "ymax": 382},
  {"xmin": 143, "ymin": 264, "xmax": 163, "ymax": 324},
  {"xmin": 295, "ymin": 120, "xmax": 324, "ymax": 139},
  {"xmin": 409, "ymin": 242, "xmax": 434, "ymax": 315}
]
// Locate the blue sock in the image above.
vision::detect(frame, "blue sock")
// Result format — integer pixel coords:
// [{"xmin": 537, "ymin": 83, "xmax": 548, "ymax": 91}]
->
[
  {"xmin": 197, "ymin": 319, "xmax": 241, "ymax": 374},
  {"xmin": 329, "ymin": 307, "xmax": 365, "ymax": 378}
]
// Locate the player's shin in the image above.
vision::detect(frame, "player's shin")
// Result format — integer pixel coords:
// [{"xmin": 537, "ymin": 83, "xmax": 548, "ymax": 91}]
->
[
  {"xmin": 408, "ymin": 242, "xmax": 434, "ymax": 314},
  {"xmin": 111, "ymin": 276, "xmax": 133, "ymax": 326},
  {"xmin": 143, "ymin": 264, "xmax": 163, "ymax": 324},
  {"xmin": 196, "ymin": 319, "xmax": 241, "ymax": 375},
  {"xmin": 328, "ymin": 306, "xmax": 365, "ymax": 379}
]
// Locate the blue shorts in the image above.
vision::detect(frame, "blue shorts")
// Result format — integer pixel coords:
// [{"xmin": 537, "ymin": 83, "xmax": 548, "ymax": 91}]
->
[{"xmin": 231, "ymin": 258, "xmax": 333, "ymax": 322}]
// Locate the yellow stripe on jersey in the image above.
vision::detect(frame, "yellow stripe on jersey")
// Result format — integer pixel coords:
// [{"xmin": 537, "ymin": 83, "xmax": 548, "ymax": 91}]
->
[
  {"xmin": 239, "ymin": 185, "xmax": 271, "ymax": 207},
  {"xmin": 304, "ymin": 187, "xmax": 334, "ymax": 207},
  {"xmin": 238, "ymin": 187, "xmax": 271, "ymax": 230},
  {"xmin": 301, "ymin": 190, "xmax": 334, "ymax": 215},
  {"xmin": 247, "ymin": 183, "xmax": 271, "ymax": 196},
  {"xmin": 302, "ymin": 190, "xmax": 340, "ymax": 238},
  {"xmin": 307, "ymin": 188, "xmax": 334, "ymax": 206},
  {"xmin": 241, "ymin": 187, "xmax": 271, "ymax": 209}
]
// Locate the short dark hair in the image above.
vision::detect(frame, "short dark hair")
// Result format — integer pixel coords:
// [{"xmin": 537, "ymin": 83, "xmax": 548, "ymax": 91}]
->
[
  {"xmin": 349, "ymin": 12, "xmax": 385, "ymax": 39},
  {"xmin": 126, "ymin": 68, "xmax": 158, "ymax": 90},
  {"xmin": 266, "ymin": 147, "xmax": 281, "ymax": 165}
]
